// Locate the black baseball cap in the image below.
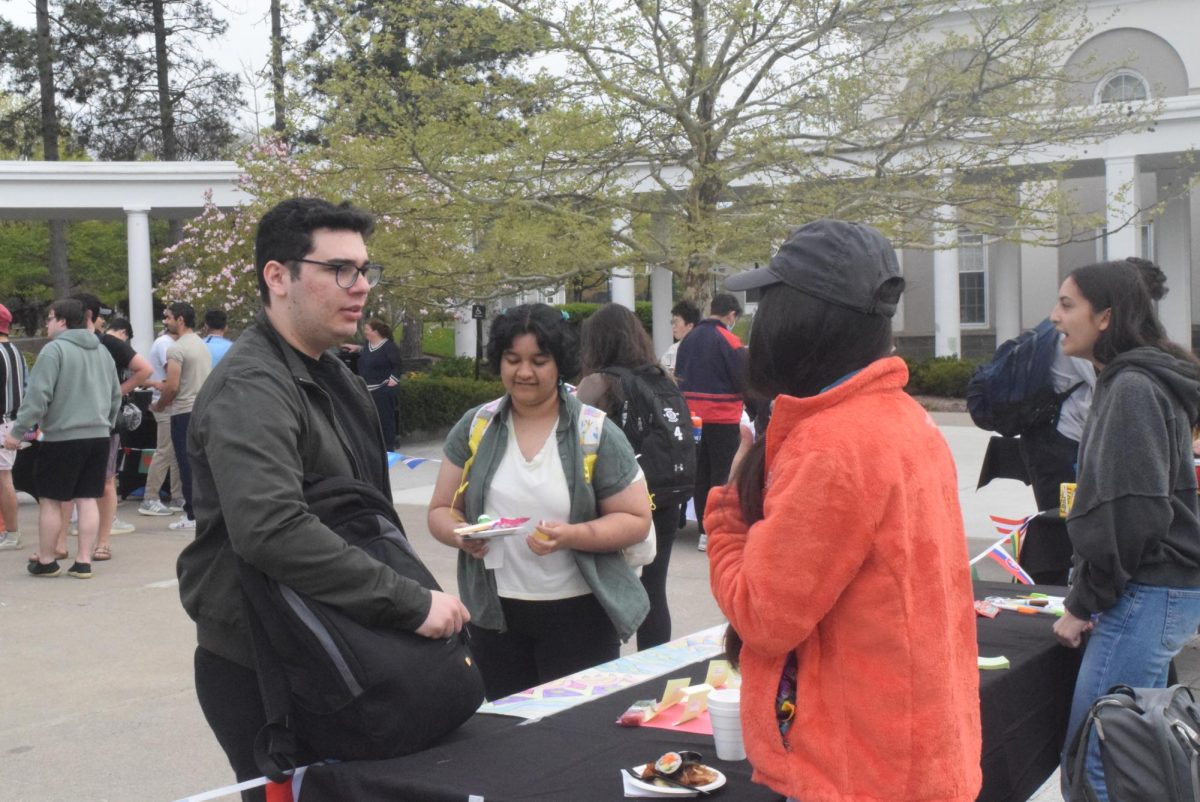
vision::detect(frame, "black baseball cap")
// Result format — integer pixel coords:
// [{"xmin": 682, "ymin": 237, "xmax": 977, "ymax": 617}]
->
[{"xmin": 726, "ymin": 219, "xmax": 904, "ymax": 317}]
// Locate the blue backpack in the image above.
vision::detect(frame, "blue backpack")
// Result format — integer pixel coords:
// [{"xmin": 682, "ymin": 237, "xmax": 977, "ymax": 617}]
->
[{"xmin": 966, "ymin": 319, "xmax": 1083, "ymax": 437}]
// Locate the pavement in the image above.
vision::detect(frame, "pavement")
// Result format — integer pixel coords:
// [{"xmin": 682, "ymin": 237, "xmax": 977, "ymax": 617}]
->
[{"xmin": 1, "ymin": 414, "xmax": 1197, "ymax": 801}]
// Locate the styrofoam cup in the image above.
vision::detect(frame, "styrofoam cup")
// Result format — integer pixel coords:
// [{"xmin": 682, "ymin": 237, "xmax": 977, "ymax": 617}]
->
[{"xmin": 707, "ymin": 689, "xmax": 746, "ymax": 761}]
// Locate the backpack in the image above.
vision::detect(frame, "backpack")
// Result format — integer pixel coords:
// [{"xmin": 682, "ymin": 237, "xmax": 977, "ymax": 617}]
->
[
  {"xmin": 1065, "ymin": 684, "xmax": 1200, "ymax": 802},
  {"xmin": 598, "ymin": 365, "xmax": 696, "ymax": 509},
  {"xmin": 452, "ymin": 396, "xmax": 607, "ymax": 510},
  {"xmin": 238, "ymin": 474, "xmax": 485, "ymax": 779},
  {"xmin": 966, "ymin": 319, "xmax": 1083, "ymax": 437}
]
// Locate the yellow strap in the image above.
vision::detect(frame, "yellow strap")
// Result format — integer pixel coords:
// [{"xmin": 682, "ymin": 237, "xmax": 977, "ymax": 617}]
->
[{"xmin": 451, "ymin": 408, "xmax": 495, "ymax": 511}]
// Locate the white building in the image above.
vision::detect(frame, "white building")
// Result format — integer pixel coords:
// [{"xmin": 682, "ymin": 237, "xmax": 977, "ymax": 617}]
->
[{"xmin": 890, "ymin": 0, "xmax": 1200, "ymax": 358}]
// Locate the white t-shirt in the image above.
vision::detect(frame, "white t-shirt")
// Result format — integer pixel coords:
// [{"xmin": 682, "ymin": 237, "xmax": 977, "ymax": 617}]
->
[
  {"xmin": 1051, "ymin": 340, "xmax": 1096, "ymax": 443},
  {"xmin": 149, "ymin": 333, "xmax": 174, "ymax": 412},
  {"xmin": 487, "ymin": 425, "xmax": 590, "ymax": 601}
]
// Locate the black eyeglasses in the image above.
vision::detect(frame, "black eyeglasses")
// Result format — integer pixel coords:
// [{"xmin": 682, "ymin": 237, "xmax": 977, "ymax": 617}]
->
[{"xmin": 294, "ymin": 258, "xmax": 384, "ymax": 289}]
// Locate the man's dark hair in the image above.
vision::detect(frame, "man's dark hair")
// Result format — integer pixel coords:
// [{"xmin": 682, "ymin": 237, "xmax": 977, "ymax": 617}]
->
[
  {"xmin": 255, "ymin": 198, "xmax": 376, "ymax": 305},
  {"xmin": 108, "ymin": 317, "xmax": 133, "ymax": 338},
  {"xmin": 671, "ymin": 299, "xmax": 701, "ymax": 326},
  {"xmin": 71, "ymin": 292, "xmax": 104, "ymax": 325},
  {"xmin": 50, "ymin": 298, "xmax": 86, "ymax": 329},
  {"xmin": 204, "ymin": 309, "xmax": 228, "ymax": 331},
  {"xmin": 486, "ymin": 303, "xmax": 580, "ymax": 379},
  {"xmin": 169, "ymin": 302, "xmax": 196, "ymax": 330},
  {"xmin": 710, "ymin": 293, "xmax": 743, "ymax": 317}
]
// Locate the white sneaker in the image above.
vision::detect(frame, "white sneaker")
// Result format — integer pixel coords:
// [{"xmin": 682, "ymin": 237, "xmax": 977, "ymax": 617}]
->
[
  {"xmin": 138, "ymin": 499, "xmax": 173, "ymax": 516},
  {"xmin": 697, "ymin": 534, "xmax": 708, "ymax": 552},
  {"xmin": 167, "ymin": 499, "xmax": 185, "ymax": 513},
  {"xmin": 168, "ymin": 516, "xmax": 196, "ymax": 531},
  {"xmin": 110, "ymin": 517, "xmax": 136, "ymax": 534},
  {"xmin": 0, "ymin": 532, "xmax": 21, "ymax": 551}
]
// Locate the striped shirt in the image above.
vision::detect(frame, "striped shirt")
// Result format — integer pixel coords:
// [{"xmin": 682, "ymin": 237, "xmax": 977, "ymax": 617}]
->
[{"xmin": 0, "ymin": 340, "xmax": 25, "ymax": 419}]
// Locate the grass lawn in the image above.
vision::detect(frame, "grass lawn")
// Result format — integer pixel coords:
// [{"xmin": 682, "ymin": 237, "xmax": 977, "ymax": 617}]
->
[{"xmin": 423, "ymin": 322, "xmax": 456, "ymax": 358}]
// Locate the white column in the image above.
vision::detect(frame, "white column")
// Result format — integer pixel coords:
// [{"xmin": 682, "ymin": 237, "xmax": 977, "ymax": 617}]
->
[
  {"xmin": 125, "ymin": 206, "xmax": 154, "ymax": 356},
  {"xmin": 650, "ymin": 266, "xmax": 674, "ymax": 357},
  {"xmin": 453, "ymin": 309, "xmax": 477, "ymax": 358},
  {"xmin": 1157, "ymin": 173, "xmax": 1193, "ymax": 346},
  {"xmin": 610, "ymin": 269, "xmax": 636, "ymax": 309},
  {"xmin": 1105, "ymin": 155, "xmax": 1142, "ymax": 260},
  {"xmin": 610, "ymin": 214, "xmax": 636, "ymax": 309},
  {"xmin": 933, "ymin": 207, "xmax": 961, "ymax": 357}
]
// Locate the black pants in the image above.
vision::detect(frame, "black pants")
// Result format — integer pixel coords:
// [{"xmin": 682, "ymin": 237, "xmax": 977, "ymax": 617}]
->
[
  {"xmin": 467, "ymin": 594, "xmax": 620, "ymax": 701},
  {"xmin": 693, "ymin": 423, "xmax": 741, "ymax": 535},
  {"xmin": 370, "ymin": 386, "xmax": 398, "ymax": 449},
  {"xmin": 194, "ymin": 647, "xmax": 267, "ymax": 802},
  {"xmin": 637, "ymin": 502, "xmax": 681, "ymax": 650},
  {"xmin": 1018, "ymin": 426, "xmax": 1080, "ymax": 585},
  {"xmin": 170, "ymin": 412, "xmax": 194, "ymax": 519}
]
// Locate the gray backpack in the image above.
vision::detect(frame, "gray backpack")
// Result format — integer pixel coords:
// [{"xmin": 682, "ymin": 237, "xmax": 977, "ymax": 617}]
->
[{"xmin": 1066, "ymin": 684, "xmax": 1200, "ymax": 802}]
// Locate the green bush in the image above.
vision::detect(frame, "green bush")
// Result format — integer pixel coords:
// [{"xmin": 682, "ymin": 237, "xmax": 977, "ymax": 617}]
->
[
  {"xmin": 397, "ymin": 375, "xmax": 505, "ymax": 437},
  {"xmin": 556, "ymin": 302, "xmax": 654, "ymax": 334},
  {"xmin": 907, "ymin": 356, "xmax": 978, "ymax": 397},
  {"xmin": 423, "ymin": 356, "xmax": 494, "ymax": 380}
]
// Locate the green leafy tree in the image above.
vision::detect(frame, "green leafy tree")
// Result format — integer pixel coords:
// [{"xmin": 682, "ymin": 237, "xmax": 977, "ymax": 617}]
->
[{"xmin": 380, "ymin": 0, "xmax": 1153, "ymax": 311}]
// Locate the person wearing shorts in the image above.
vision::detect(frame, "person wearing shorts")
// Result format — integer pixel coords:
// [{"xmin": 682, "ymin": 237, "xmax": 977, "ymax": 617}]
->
[
  {"xmin": 2, "ymin": 298, "xmax": 121, "ymax": 579},
  {"xmin": 0, "ymin": 304, "xmax": 24, "ymax": 549}
]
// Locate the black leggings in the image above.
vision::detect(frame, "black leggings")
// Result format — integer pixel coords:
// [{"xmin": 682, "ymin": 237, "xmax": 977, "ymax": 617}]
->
[
  {"xmin": 637, "ymin": 503, "xmax": 680, "ymax": 650},
  {"xmin": 194, "ymin": 647, "xmax": 267, "ymax": 802},
  {"xmin": 693, "ymin": 423, "xmax": 742, "ymax": 534},
  {"xmin": 467, "ymin": 594, "xmax": 620, "ymax": 701}
]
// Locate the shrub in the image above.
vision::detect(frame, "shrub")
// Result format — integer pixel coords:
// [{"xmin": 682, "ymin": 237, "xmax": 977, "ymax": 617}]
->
[
  {"xmin": 397, "ymin": 375, "xmax": 505, "ymax": 437},
  {"xmin": 556, "ymin": 302, "xmax": 653, "ymax": 334},
  {"xmin": 424, "ymin": 356, "xmax": 493, "ymax": 380},
  {"xmin": 908, "ymin": 356, "xmax": 977, "ymax": 397}
]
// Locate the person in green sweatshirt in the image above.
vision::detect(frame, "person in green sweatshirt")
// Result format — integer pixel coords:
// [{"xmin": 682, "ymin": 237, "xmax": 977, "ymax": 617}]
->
[{"xmin": 1, "ymin": 298, "xmax": 121, "ymax": 579}]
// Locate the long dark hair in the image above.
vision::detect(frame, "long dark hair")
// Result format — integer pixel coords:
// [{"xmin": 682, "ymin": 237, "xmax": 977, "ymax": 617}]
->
[
  {"xmin": 1068, "ymin": 260, "xmax": 1197, "ymax": 367},
  {"xmin": 579, "ymin": 303, "xmax": 657, "ymax": 375},
  {"xmin": 725, "ymin": 279, "xmax": 900, "ymax": 667}
]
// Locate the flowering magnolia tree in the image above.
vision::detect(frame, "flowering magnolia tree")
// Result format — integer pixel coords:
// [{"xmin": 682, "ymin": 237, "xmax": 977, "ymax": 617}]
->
[{"xmin": 158, "ymin": 138, "xmax": 471, "ymax": 331}]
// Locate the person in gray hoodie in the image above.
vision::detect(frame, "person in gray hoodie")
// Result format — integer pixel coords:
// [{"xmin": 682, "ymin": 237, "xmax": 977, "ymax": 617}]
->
[
  {"xmin": 1, "ymin": 298, "xmax": 121, "ymax": 579},
  {"xmin": 1050, "ymin": 260, "xmax": 1200, "ymax": 801}
]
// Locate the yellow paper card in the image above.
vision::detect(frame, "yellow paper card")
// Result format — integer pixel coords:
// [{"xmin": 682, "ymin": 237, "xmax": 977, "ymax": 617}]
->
[
  {"xmin": 705, "ymin": 659, "xmax": 731, "ymax": 689},
  {"xmin": 656, "ymin": 678, "xmax": 689, "ymax": 712},
  {"xmin": 675, "ymin": 683, "xmax": 712, "ymax": 725}
]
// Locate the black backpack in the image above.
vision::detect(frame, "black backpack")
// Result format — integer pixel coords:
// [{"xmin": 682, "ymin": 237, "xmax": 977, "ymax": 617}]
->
[
  {"xmin": 598, "ymin": 365, "xmax": 696, "ymax": 508},
  {"xmin": 966, "ymin": 318, "xmax": 1083, "ymax": 437},
  {"xmin": 237, "ymin": 474, "xmax": 485, "ymax": 779},
  {"xmin": 1065, "ymin": 684, "xmax": 1200, "ymax": 802}
]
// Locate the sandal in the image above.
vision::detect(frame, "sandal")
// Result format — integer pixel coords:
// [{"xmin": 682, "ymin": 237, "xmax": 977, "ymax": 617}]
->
[
  {"xmin": 92, "ymin": 545, "xmax": 112, "ymax": 562},
  {"xmin": 28, "ymin": 549, "xmax": 69, "ymax": 563}
]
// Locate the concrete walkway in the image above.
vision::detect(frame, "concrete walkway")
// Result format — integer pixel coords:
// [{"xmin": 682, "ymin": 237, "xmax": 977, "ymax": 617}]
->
[{"xmin": 0, "ymin": 416, "xmax": 1195, "ymax": 800}]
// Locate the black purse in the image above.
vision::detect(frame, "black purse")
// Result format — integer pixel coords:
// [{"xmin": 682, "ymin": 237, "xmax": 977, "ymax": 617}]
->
[{"xmin": 238, "ymin": 474, "xmax": 485, "ymax": 778}]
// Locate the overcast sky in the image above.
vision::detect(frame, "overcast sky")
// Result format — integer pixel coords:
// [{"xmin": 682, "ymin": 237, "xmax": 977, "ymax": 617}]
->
[{"xmin": 1, "ymin": 0, "xmax": 286, "ymax": 131}]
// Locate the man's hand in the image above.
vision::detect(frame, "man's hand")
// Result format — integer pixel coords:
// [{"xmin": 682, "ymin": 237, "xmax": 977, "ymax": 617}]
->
[
  {"xmin": 1053, "ymin": 610, "xmax": 1094, "ymax": 648},
  {"xmin": 1, "ymin": 434, "xmax": 19, "ymax": 451},
  {"xmin": 415, "ymin": 590, "xmax": 470, "ymax": 639}
]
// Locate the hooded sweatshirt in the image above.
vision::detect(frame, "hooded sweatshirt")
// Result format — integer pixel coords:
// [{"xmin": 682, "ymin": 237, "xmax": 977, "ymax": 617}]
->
[
  {"xmin": 9, "ymin": 329, "xmax": 121, "ymax": 443},
  {"xmin": 1065, "ymin": 346, "xmax": 1200, "ymax": 619}
]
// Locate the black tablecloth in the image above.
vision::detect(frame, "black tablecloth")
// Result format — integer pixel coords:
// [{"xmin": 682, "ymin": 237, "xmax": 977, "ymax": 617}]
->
[
  {"xmin": 975, "ymin": 581, "xmax": 1080, "ymax": 802},
  {"xmin": 296, "ymin": 582, "xmax": 1080, "ymax": 802}
]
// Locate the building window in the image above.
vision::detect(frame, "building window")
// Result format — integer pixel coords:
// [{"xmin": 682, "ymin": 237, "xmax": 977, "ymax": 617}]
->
[
  {"xmin": 1096, "ymin": 223, "xmax": 1155, "ymax": 262},
  {"xmin": 958, "ymin": 230, "xmax": 987, "ymax": 326},
  {"xmin": 1097, "ymin": 71, "xmax": 1149, "ymax": 104}
]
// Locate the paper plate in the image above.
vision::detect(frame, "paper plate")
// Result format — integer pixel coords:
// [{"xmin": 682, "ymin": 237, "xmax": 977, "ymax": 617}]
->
[
  {"xmin": 460, "ymin": 527, "xmax": 525, "ymax": 541},
  {"xmin": 627, "ymin": 765, "xmax": 727, "ymax": 795}
]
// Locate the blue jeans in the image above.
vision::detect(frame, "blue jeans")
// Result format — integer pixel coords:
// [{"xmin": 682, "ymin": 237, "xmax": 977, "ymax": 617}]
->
[{"xmin": 1061, "ymin": 582, "xmax": 1200, "ymax": 801}]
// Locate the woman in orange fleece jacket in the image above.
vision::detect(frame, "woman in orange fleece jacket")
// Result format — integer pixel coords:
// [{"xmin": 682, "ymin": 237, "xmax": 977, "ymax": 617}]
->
[{"xmin": 712, "ymin": 219, "xmax": 982, "ymax": 802}]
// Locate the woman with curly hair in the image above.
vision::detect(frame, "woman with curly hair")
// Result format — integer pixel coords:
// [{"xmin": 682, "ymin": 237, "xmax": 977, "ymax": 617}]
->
[{"xmin": 427, "ymin": 304, "xmax": 652, "ymax": 699}]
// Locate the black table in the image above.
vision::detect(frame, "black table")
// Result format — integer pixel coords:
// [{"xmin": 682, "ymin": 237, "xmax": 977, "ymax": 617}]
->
[{"xmin": 294, "ymin": 582, "xmax": 1080, "ymax": 802}]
